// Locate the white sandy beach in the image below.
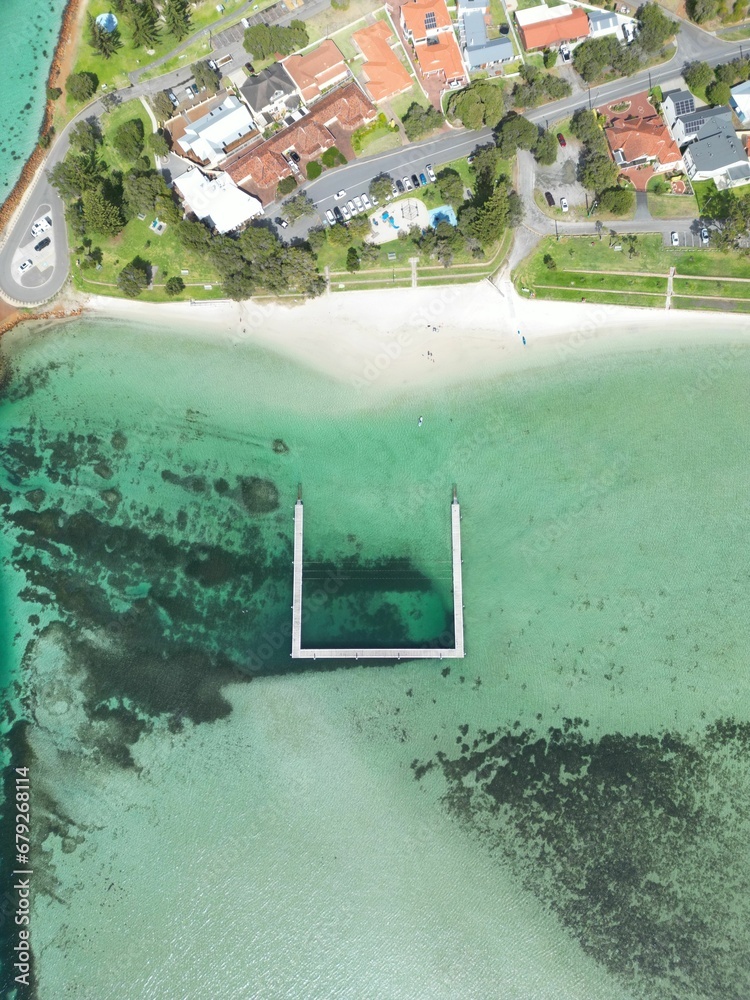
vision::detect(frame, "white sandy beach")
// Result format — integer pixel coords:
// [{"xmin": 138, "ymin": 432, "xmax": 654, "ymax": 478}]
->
[{"xmin": 81, "ymin": 282, "xmax": 750, "ymax": 391}]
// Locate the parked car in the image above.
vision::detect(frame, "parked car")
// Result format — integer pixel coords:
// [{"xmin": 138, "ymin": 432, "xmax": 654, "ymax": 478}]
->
[
  {"xmin": 184, "ymin": 87, "xmax": 193, "ymax": 99},
  {"xmin": 391, "ymin": 183, "xmax": 399, "ymax": 198},
  {"xmin": 671, "ymin": 231, "xmax": 679, "ymax": 246},
  {"xmin": 341, "ymin": 204, "xmax": 351, "ymax": 221},
  {"xmin": 275, "ymin": 217, "xmax": 289, "ymax": 229},
  {"xmin": 333, "ymin": 206, "xmax": 344, "ymax": 223},
  {"xmin": 34, "ymin": 237, "xmax": 51, "ymax": 252},
  {"xmin": 289, "ymin": 151, "xmax": 300, "ymax": 163},
  {"xmin": 544, "ymin": 191, "xmax": 555, "ymax": 207},
  {"xmin": 396, "ymin": 179, "xmax": 405, "ymax": 193},
  {"xmin": 190, "ymin": 83, "xmax": 199, "ymax": 95},
  {"xmin": 701, "ymin": 227, "xmax": 709, "ymax": 245},
  {"xmin": 403, "ymin": 177, "xmax": 413, "ymax": 191},
  {"xmin": 353, "ymin": 195, "xmax": 364, "ymax": 212},
  {"xmin": 371, "ymin": 192, "xmax": 379, "ymax": 206},
  {"xmin": 325, "ymin": 209, "xmax": 335, "ymax": 225},
  {"xmin": 467, "ymin": 154, "xmax": 475, "ymax": 165},
  {"xmin": 208, "ymin": 59, "xmax": 218, "ymax": 70},
  {"xmin": 426, "ymin": 163, "xmax": 437, "ymax": 182},
  {"xmin": 347, "ymin": 199, "xmax": 357, "ymax": 216},
  {"xmin": 30, "ymin": 215, "xmax": 51, "ymax": 238},
  {"xmin": 334, "ymin": 189, "xmax": 346, "ymax": 200},
  {"xmin": 560, "ymin": 197, "xmax": 569, "ymax": 213},
  {"xmin": 557, "ymin": 132, "xmax": 566, "ymax": 147},
  {"xmin": 18, "ymin": 259, "xmax": 33, "ymax": 273},
  {"xmin": 411, "ymin": 174, "xmax": 420, "ymax": 188},
  {"xmin": 419, "ymin": 172, "xmax": 428, "ymax": 187},
  {"xmin": 244, "ymin": 62, "xmax": 255, "ymax": 74},
  {"xmin": 361, "ymin": 193, "xmax": 372, "ymax": 210},
  {"xmin": 168, "ymin": 91, "xmax": 179, "ymax": 107}
]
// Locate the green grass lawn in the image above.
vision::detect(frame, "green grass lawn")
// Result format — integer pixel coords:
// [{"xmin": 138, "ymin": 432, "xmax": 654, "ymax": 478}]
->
[
  {"xmin": 99, "ymin": 98, "xmax": 154, "ymax": 174},
  {"xmin": 526, "ymin": 286, "xmax": 666, "ymax": 308},
  {"xmin": 389, "ymin": 85, "xmax": 431, "ymax": 121},
  {"xmin": 716, "ymin": 22, "xmax": 750, "ymax": 39},
  {"xmin": 70, "ymin": 0, "xmax": 247, "ymax": 94},
  {"xmin": 138, "ymin": 36, "xmax": 213, "ymax": 83},
  {"xmin": 515, "ymin": 234, "xmax": 750, "ymax": 311},
  {"xmin": 692, "ymin": 177, "xmax": 750, "ymax": 217},
  {"xmin": 672, "ymin": 277, "xmax": 750, "ymax": 298},
  {"xmin": 352, "ymin": 115, "xmax": 402, "ymax": 156},
  {"xmin": 646, "ymin": 175, "xmax": 698, "ymax": 220}
]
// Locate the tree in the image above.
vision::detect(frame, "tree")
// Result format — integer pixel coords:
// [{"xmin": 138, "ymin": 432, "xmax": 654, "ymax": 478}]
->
[
  {"xmin": 369, "ymin": 173, "xmax": 393, "ymax": 203},
  {"xmin": 328, "ymin": 223, "xmax": 353, "ymax": 246},
  {"xmin": 599, "ymin": 186, "xmax": 635, "ymax": 214},
  {"xmin": 69, "ymin": 120, "xmax": 102, "ymax": 155},
  {"xmin": 223, "ymin": 271, "xmax": 255, "ymax": 300},
  {"xmin": 243, "ymin": 21, "xmax": 308, "ymax": 59},
  {"xmin": 112, "ymin": 118, "xmax": 145, "ymax": 161},
  {"xmin": 468, "ymin": 182, "xmax": 511, "ymax": 247},
  {"xmin": 573, "ymin": 36, "xmax": 621, "ymax": 83},
  {"xmin": 49, "ymin": 152, "xmax": 105, "ymax": 200},
  {"xmin": 82, "ymin": 187, "xmax": 124, "ymax": 235},
  {"xmin": 447, "ymin": 80, "xmax": 505, "ymax": 129},
  {"xmin": 346, "ymin": 247, "xmax": 360, "ymax": 272},
  {"xmin": 191, "ymin": 60, "xmax": 220, "ymax": 94},
  {"xmin": 165, "ymin": 0, "xmax": 191, "ymax": 40},
  {"xmin": 714, "ymin": 61, "xmax": 738, "ymax": 85},
  {"xmin": 277, "ymin": 176, "xmax": 297, "ymax": 197},
  {"xmin": 283, "ymin": 191, "xmax": 315, "ymax": 222},
  {"xmin": 129, "ymin": 1, "xmax": 159, "ymax": 48},
  {"xmin": 117, "ymin": 259, "xmax": 150, "ymax": 297},
  {"xmin": 543, "ymin": 253, "xmax": 556, "ymax": 269},
  {"xmin": 686, "ymin": 0, "xmax": 719, "ymax": 21},
  {"xmin": 571, "ymin": 108, "xmax": 607, "ymax": 151},
  {"xmin": 87, "ymin": 14, "xmax": 122, "ymax": 58},
  {"xmin": 306, "ymin": 226, "xmax": 327, "ymax": 252},
  {"xmin": 496, "ymin": 113, "xmax": 539, "ymax": 159},
  {"xmin": 534, "ymin": 130, "xmax": 558, "ymax": 166},
  {"xmin": 401, "ymin": 103, "xmax": 444, "ymax": 141},
  {"xmin": 543, "ymin": 48, "xmax": 558, "ymax": 69},
  {"xmin": 66, "ymin": 72, "xmax": 97, "ymax": 102},
  {"xmin": 437, "ymin": 168, "xmax": 465, "ymax": 208},
  {"xmin": 684, "ymin": 61, "xmax": 713, "ymax": 93},
  {"xmin": 177, "ymin": 220, "xmax": 212, "ymax": 252},
  {"xmin": 581, "ymin": 152, "xmax": 619, "ymax": 193},
  {"xmin": 165, "ymin": 275, "xmax": 185, "ymax": 296},
  {"xmin": 122, "ymin": 170, "xmax": 168, "ymax": 217},
  {"xmin": 152, "ymin": 91, "xmax": 175, "ymax": 121},
  {"xmin": 636, "ymin": 2, "xmax": 676, "ymax": 50},
  {"xmin": 47, "ymin": 86, "xmax": 63, "ymax": 101},
  {"xmin": 147, "ymin": 131, "xmax": 170, "ymax": 157},
  {"xmin": 706, "ymin": 79, "xmax": 731, "ymax": 105},
  {"xmin": 307, "ymin": 160, "xmax": 322, "ymax": 179},
  {"xmin": 348, "ymin": 215, "xmax": 370, "ymax": 241}
]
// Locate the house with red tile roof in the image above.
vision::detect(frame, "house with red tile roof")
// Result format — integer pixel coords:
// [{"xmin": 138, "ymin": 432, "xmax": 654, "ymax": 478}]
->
[
  {"xmin": 352, "ymin": 21, "xmax": 413, "ymax": 103},
  {"xmin": 598, "ymin": 92, "xmax": 683, "ymax": 175},
  {"xmin": 399, "ymin": 0, "xmax": 468, "ymax": 88},
  {"xmin": 224, "ymin": 82, "xmax": 377, "ymax": 200},
  {"xmin": 515, "ymin": 4, "xmax": 589, "ymax": 51},
  {"xmin": 282, "ymin": 40, "xmax": 349, "ymax": 104}
]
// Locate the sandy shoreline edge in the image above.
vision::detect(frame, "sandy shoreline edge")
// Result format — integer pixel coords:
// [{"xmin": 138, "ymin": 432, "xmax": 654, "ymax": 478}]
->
[{"xmin": 71, "ymin": 284, "xmax": 750, "ymax": 391}]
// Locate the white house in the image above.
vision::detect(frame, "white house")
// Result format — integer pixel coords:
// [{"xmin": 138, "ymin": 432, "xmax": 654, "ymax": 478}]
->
[
  {"xmin": 175, "ymin": 96, "xmax": 255, "ymax": 167},
  {"xmin": 730, "ymin": 80, "xmax": 750, "ymax": 125},
  {"xmin": 175, "ymin": 168, "xmax": 263, "ymax": 233}
]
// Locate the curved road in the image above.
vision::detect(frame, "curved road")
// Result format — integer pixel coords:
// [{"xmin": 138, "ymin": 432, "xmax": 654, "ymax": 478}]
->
[{"xmin": 0, "ymin": 12, "xmax": 743, "ymax": 306}]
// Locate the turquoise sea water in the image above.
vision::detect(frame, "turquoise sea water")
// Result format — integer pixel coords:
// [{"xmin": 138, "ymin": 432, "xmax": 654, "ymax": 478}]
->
[
  {"xmin": 1, "ymin": 318, "xmax": 750, "ymax": 998},
  {"xmin": 0, "ymin": 0, "xmax": 68, "ymax": 204}
]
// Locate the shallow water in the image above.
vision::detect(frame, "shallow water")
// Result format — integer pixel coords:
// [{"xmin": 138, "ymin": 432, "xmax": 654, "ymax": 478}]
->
[
  {"xmin": 0, "ymin": 0, "xmax": 67, "ymax": 203},
  {"xmin": 1, "ymin": 318, "xmax": 749, "ymax": 999}
]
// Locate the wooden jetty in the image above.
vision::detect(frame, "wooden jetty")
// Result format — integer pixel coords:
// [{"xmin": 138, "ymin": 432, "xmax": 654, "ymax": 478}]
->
[{"xmin": 291, "ymin": 489, "xmax": 465, "ymax": 660}]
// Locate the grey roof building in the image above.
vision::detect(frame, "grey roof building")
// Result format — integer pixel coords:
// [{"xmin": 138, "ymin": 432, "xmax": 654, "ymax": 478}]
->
[
  {"xmin": 457, "ymin": 0, "xmax": 515, "ymax": 69},
  {"xmin": 588, "ymin": 10, "xmax": 620, "ymax": 34},
  {"xmin": 239, "ymin": 64, "xmax": 299, "ymax": 120},
  {"xmin": 683, "ymin": 116, "xmax": 750, "ymax": 187}
]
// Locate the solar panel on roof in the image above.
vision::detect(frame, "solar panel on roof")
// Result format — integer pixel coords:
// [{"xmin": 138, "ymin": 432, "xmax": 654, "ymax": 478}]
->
[
  {"xmin": 425, "ymin": 11, "xmax": 437, "ymax": 28},
  {"xmin": 674, "ymin": 98, "xmax": 694, "ymax": 116},
  {"xmin": 685, "ymin": 118, "xmax": 703, "ymax": 134}
]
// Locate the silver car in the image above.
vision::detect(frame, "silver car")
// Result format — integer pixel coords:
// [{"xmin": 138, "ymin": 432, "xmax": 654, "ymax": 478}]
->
[
  {"xmin": 341, "ymin": 203, "xmax": 351, "ymax": 221},
  {"xmin": 403, "ymin": 177, "xmax": 413, "ymax": 191},
  {"xmin": 347, "ymin": 199, "xmax": 357, "ymax": 216},
  {"xmin": 361, "ymin": 193, "xmax": 372, "ymax": 210},
  {"xmin": 353, "ymin": 195, "xmax": 364, "ymax": 213},
  {"xmin": 18, "ymin": 259, "xmax": 33, "ymax": 273}
]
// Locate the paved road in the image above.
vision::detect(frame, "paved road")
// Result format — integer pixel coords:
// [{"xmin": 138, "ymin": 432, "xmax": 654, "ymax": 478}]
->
[{"xmin": 0, "ymin": 9, "xmax": 745, "ymax": 305}]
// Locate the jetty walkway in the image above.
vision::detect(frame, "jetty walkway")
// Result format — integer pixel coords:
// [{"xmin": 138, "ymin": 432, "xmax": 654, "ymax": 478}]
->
[{"xmin": 291, "ymin": 491, "xmax": 465, "ymax": 660}]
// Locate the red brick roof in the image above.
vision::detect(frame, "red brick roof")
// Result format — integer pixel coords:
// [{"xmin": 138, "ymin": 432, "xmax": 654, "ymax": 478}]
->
[
  {"xmin": 225, "ymin": 82, "xmax": 376, "ymax": 189},
  {"xmin": 283, "ymin": 40, "xmax": 348, "ymax": 103},
  {"xmin": 353, "ymin": 21, "xmax": 413, "ymax": 102},
  {"xmin": 401, "ymin": 0, "xmax": 453, "ymax": 39},
  {"xmin": 599, "ymin": 92, "xmax": 682, "ymax": 167},
  {"xmin": 414, "ymin": 31, "xmax": 466, "ymax": 84},
  {"xmin": 518, "ymin": 8, "xmax": 589, "ymax": 49}
]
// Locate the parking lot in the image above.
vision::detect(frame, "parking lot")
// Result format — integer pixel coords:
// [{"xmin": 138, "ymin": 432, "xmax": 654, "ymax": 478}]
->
[
  {"xmin": 12, "ymin": 208, "xmax": 56, "ymax": 288},
  {"xmin": 534, "ymin": 139, "xmax": 588, "ymax": 214},
  {"xmin": 664, "ymin": 229, "xmax": 710, "ymax": 248}
]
